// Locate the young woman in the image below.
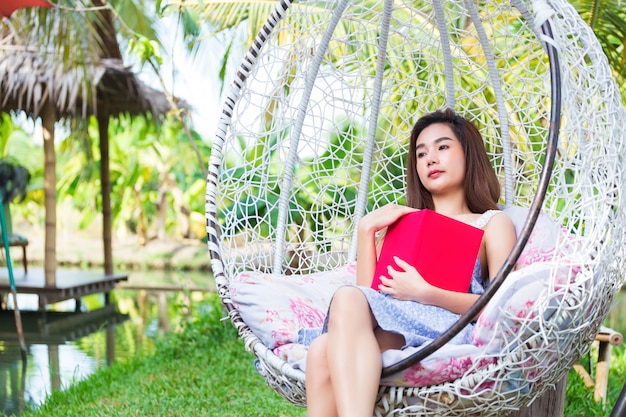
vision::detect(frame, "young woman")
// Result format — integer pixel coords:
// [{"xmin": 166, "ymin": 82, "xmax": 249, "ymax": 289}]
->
[{"xmin": 304, "ymin": 108, "xmax": 517, "ymax": 417}]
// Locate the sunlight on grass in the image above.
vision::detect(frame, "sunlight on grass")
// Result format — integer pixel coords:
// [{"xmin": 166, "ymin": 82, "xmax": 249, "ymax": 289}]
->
[{"xmin": 566, "ymin": 345, "xmax": 625, "ymax": 417}]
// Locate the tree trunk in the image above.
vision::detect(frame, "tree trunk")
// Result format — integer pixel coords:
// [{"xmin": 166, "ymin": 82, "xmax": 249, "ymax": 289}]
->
[
  {"xmin": 98, "ymin": 114, "xmax": 113, "ymax": 275},
  {"xmin": 156, "ymin": 184, "xmax": 167, "ymax": 240},
  {"xmin": 507, "ymin": 374, "xmax": 567, "ymax": 417},
  {"xmin": 41, "ymin": 98, "xmax": 56, "ymax": 288}
]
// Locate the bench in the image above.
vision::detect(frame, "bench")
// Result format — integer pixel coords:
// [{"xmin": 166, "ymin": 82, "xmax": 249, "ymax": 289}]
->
[{"xmin": 0, "ymin": 232, "xmax": 28, "ymax": 272}]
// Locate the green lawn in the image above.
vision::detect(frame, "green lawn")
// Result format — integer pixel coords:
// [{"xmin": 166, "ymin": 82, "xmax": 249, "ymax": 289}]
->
[
  {"xmin": 18, "ymin": 294, "xmax": 625, "ymax": 417},
  {"xmin": 20, "ymin": 295, "xmax": 305, "ymax": 417}
]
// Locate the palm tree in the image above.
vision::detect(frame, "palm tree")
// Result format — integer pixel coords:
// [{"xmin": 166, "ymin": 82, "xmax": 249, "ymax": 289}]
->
[{"xmin": 1, "ymin": 1, "xmax": 176, "ymax": 283}]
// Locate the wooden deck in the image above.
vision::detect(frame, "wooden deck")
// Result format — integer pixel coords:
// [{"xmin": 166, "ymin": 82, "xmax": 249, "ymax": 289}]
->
[
  {"xmin": 0, "ymin": 267, "xmax": 128, "ymax": 310},
  {"xmin": 0, "ymin": 303, "xmax": 128, "ymax": 344}
]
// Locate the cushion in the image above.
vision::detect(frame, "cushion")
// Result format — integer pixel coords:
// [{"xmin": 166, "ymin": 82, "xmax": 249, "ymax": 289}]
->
[
  {"xmin": 501, "ymin": 205, "xmax": 579, "ymax": 269},
  {"xmin": 273, "ymin": 341, "xmax": 497, "ymax": 388},
  {"xmin": 472, "ymin": 262, "xmax": 556, "ymax": 351},
  {"xmin": 231, "ymin": 206, "xmax": 582, "ymax": 388},
  {"xmin": 473, "ymin": 207, "xmax": 582, "ymax": 351},
  {"xmin": 229, "ymin": 263, "xmax": 357, "ymax": 349}
]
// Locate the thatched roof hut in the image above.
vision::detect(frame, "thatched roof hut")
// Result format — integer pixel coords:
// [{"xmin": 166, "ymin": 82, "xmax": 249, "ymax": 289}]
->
[
  {"xmin": 0, "ymin": 50, "xmax": 175, "ymax": 119},
  {"xmin": 0, "ymin": 4, "xmax": 187, "ymax": 288}
]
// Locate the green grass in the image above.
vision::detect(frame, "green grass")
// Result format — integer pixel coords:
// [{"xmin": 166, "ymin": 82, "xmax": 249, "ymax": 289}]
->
[
  {"xmin": 21, "ymin": 294, "xmax": 305, "ymax": 417},
  {"xmin": 18, "ymin": 294, "xmax": 626, "ymax": 417},
  {"xmin": 565, "ymin": 345, "xmax": 626, "ymax": 417}
]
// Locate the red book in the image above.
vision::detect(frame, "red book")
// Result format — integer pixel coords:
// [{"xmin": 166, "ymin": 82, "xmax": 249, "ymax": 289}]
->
[{"xmin": 370, "ymin": 209, "xmax": 484, "ymax": 292}]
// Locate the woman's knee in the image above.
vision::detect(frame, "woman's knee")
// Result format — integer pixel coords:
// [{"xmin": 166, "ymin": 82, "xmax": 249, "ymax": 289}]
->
[
  {"xmin": 329, "ymin": 286, "xmax": 368, "ymax": 314},
  {"xmin": 306, "ymin": 335, "xmax": 330, "ymax": 381},
  {"xmin": 327, "ymin": 286, "xmax": 373, "ymax": 329}
]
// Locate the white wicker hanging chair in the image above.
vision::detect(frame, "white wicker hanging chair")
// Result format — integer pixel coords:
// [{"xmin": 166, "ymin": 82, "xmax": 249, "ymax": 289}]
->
[{"xmin": 205, "ymin": 0, "xmax": 626, "ymax": 415}]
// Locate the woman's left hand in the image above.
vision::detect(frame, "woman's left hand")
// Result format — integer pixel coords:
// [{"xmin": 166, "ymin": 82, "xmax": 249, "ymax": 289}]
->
[{"xmin": 378, "ymin": 257, "xmax": 432, "ymax": 302}]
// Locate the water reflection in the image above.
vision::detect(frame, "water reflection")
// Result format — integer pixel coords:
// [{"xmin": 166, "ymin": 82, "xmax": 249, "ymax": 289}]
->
[
  {"xmin": 0, "ymin": 269, "xmax": 214, "ymax": 416},
  {"xmin": 0, "ymin": 316, "xmax": 121, "ymax": 416}
]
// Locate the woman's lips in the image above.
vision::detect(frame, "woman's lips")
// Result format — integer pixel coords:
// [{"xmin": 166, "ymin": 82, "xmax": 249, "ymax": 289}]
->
[{"xmin": 428, "ymin": 170, "xmax": 443, "ymax": 178}]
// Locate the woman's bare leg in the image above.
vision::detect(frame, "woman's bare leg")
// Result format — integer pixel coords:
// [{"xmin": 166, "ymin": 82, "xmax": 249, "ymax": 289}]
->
[
  {"xmin": 326, "ymin": 286, "xmax": 383, "ymax": 417},
  {"xmin": 306, "ymin": 334, "xmax": 338, "ymax": 417}
]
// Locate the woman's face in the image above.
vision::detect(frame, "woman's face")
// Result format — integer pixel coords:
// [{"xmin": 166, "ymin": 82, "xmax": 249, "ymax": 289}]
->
[{"xmin": 415, "ymin": 123, "xmax": 466, "ymax": 195}]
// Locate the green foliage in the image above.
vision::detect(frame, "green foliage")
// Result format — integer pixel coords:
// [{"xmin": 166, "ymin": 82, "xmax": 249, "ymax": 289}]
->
[
  {"xmin": 0, "ymin": 159, "xmax": 30, "ymax": 204},
  {"xmin": 54, "ymin": 114, "xmax": 211, "ymax": 241},
  {"xmin": 218, "ymin": 120, "xmax": 366, "ymax": 255},
  {"xmin": 570, "ymin": 0, "xmax": 626, "ymax": 105},
  {"xmin": 128, "ymin": 35, "xmax": 163, "ymax": 66},
  {"xmin": 110, "ymin": 0, "xmax": 160, "ymax": 43}
]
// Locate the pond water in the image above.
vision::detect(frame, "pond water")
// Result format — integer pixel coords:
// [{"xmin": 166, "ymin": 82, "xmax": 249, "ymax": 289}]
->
[{"xmin": 0, "ymin": 269, "xmax": 214, "ymax": 417}]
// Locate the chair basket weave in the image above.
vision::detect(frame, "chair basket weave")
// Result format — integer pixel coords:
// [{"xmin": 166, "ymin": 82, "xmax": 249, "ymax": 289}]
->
[{"xmin": 205, "ymin": 0, "xmax": 626, "ymax": 415}]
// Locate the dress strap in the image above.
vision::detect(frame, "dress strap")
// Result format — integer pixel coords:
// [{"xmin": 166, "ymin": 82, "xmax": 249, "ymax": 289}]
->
[{"xmin": 472, "ymin": 210, "xmax": 501, "ymax": 229}]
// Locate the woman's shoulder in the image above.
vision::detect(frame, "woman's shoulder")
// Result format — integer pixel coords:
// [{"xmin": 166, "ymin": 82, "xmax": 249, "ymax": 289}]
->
[
  {"xmin": 479, "ymin": 210, "xmax": 517, "ymax": 247},
  {"xmin": 472, "ymin": 209, "xmax": 507, "ymax": 229}
]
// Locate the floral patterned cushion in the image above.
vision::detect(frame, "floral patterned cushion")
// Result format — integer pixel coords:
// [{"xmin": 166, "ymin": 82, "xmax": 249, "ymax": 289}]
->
[
  {"xmin": 501, "ymin": 205, "xmax": 579, "ymax": 268},
  {"xmin": 275, "ymin": 339, "xmax": 497, "ymax": 388},
  {"xmin": 229, "ymin": 263, "xmax": 357, "ymax": 349},
  {"xmin": 231, "ymin": 206, "xmax": 581, "ymax": 387},
  {"xmin": 471, "ymin": 262, "xmax": 557, "ymax": 350}
]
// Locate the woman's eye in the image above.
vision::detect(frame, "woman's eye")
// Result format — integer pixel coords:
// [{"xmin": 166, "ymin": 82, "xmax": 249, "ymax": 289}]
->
[
  {"xmin": 439, "ymin": 144, "xmax": 449, "ymax": 150},
  {"xmin": 417, "ymin": 152, "xmax": 426, "ymax": 158}
]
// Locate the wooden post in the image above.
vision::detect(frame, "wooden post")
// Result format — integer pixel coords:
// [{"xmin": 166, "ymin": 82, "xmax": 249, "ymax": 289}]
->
[
  {"xmin": 41, "ymin": 98, "xmax": 57, "ymax": 289},
  {"xmin": 507, "ymin": 374, "xmax": 567, "ymax": 417},
  {"xmin": 98, "ymin": 114, "xmax": 113, "ymax": 276},
  {"xmin": 596, "ymin": 340, "xmax": 612, "ymax": 402},
  {"xmin": 595, "ymin": 327, "xmax": 623, "ymax": 403}
]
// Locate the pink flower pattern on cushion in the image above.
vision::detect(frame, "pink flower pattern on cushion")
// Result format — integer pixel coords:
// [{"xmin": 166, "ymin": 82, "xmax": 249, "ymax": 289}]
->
[
  {"xmin": 265, "ymin": 309, "xmax": 298, "ymax": 347},
  {"xmin": 245, "ymin": 207, "xmax": 582, "ymax": 387},
  {"xmin": 503, "ymin": 205, "xmax": 580, "ymax": 271},
  {"xmin": 260, "ymin": 298, "xmax": 328, "ymax": 347},
  {"xmin": 472, "ymin": 263, "xmax": 553, "ymax": 349},
  {"xmin": 402, "ymin": 356, "xmax": 476, "ymax": 386},
  {"xmin": 291, "ymin": 297, "xmax": 326, "ymax": 330},
  {"xmin": 230, "ymin": 262, "xmax": 356, "ymax": 349},
  {"xmin": 274, "ymin": 342, "xmax": 499, "ymax": 388}
]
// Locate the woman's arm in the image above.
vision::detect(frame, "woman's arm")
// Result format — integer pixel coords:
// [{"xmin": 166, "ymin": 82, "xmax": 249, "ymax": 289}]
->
[
  {"xmin": 483, "ymin": 212, "xmax": 517, "ymax": 283},
  {"xmin": 356, "ymin": 204, "xmax": 417, "ymax": 287},
  {"xmin": 381, "ymin": 258, "xmax": 480, "ymax": 315}
]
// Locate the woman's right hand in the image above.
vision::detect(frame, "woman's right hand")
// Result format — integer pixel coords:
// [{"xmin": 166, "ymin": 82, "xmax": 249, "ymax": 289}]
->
[
  {"xmin": 356, "ymin": 204, "xmax": 418, "ymax": 287},
  {"xmin": 358, "ymin": 204, "xmax": 418, "ymax": 235}
]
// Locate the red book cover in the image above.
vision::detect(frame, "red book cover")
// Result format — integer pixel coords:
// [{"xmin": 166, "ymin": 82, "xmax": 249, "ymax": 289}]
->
[{"xmin": 370, "ymin": 209, "xmax": 484, "ymax": 292}]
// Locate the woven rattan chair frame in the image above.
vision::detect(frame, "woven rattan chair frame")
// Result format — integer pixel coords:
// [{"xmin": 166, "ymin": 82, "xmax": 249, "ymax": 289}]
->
[{"xmin": 205, "ymin": 0, "xmax": 626, "ymax": 415}]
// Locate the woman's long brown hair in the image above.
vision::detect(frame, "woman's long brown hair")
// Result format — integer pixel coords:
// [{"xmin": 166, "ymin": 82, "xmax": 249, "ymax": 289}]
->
[{"xmin": 406, "ymin": 108, "xmax": 501, "ymax": 213}]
